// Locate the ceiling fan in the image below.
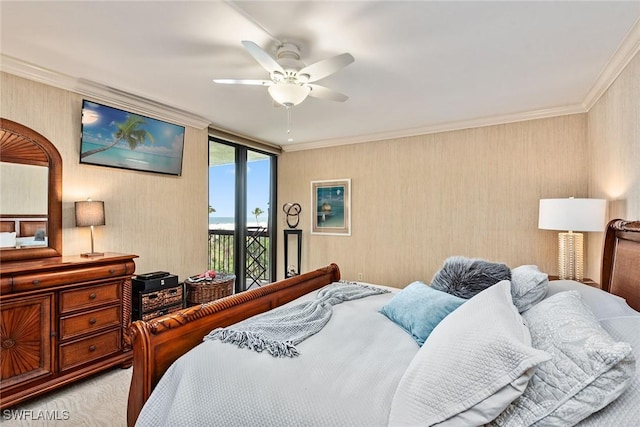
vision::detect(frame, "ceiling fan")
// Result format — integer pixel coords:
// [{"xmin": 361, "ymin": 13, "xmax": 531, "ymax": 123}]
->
[{"xmin": 214, "ymin": 40, "xmax": 354, "ymax": 108}]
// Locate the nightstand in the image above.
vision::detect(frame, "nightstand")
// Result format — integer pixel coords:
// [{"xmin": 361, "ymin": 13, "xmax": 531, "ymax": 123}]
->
[{"xmin": 548, "ymin": 276, "xmax": 599, "ymax": 289}]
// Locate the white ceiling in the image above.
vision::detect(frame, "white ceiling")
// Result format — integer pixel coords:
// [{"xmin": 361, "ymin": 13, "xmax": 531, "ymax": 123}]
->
[{"xmin": 1, "ymin": 1, "xmax": 640, "ymax": 151}]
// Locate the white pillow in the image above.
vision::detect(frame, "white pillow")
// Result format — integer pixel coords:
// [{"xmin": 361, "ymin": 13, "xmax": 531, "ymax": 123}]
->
[
  {"xmin": 510, "ymin": 265, "xmax": 548, "ymax": 312},
  {"xmin": 0, "ymin": 231, "xmax": 16, "ymax": 248},
  {"xmin": 547, "ymin": 280, "xmax": 638, "ymax": 320},
  {"xmin": 491, "ymin": 291, "xmax": 635, "ymax": 426},
  {"xmin": 388, "ymin": 280, "xmax": 550, "ymax": 426}
]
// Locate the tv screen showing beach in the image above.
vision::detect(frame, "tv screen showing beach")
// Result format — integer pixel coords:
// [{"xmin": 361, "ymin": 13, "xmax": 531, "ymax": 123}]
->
[{"xmin": 80, "ymin": 100, "xmax": 185, "ymax": 176}]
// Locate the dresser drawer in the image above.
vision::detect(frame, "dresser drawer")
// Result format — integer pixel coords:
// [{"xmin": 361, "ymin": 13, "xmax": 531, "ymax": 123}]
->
[
  {"xmin": 59, "ymin": 305, "xmax": 121, "ymax": 340},
  {"xmin": 59, "ymin": 329, "xmax": 121, "ymax": 372},
  {"xmin": 12, "ymin": 263, "xmax": 128, "ymax": 292},
  {"xmin": 60, "ymin": 281, "xmax": 121, "ymax": 313}
]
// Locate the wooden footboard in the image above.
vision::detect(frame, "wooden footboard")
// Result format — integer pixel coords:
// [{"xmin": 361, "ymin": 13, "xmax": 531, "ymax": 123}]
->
[{"xmin": 127, "ymin": 263, "xmax": 340, "ymax": 427}]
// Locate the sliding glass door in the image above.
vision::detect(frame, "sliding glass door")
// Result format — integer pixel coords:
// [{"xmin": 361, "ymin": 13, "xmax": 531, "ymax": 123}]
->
[{"xmin": 208, "ymin": 139, "xmax": 276, "ymax": 292}]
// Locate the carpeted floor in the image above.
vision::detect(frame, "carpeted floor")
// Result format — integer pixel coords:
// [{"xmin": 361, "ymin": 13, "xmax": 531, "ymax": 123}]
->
[{"xmin": 1, "ymin": 367, "xmax": 131, "ymax": 427}]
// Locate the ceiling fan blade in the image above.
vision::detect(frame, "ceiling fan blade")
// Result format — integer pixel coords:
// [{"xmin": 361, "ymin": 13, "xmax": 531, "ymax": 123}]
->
[
  {"xmin": 241, "ymin": 40, "xmax": 285, "ymax": 75},
  {"xmin": 307, "ymin": 84, "xmax": 349, "ymax": 102},
  {"xmin": 298, "ymin": 53, "xmax": 354, "ymax": 83},
  {"xmin": 213, "ymin": 79, "xmax": 273, "ymax": 86}
]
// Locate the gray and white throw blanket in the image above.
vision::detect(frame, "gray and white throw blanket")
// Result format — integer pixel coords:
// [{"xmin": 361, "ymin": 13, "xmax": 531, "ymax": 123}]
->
[{"xmin": 204, "ymin": 281, "xmax": 389, "ymax": 358}]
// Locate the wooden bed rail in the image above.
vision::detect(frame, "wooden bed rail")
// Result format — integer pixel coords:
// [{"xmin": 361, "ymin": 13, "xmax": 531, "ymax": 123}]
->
[{"xmin": 127, "ymin": 263, "xmax": 340, "ymax": 427}]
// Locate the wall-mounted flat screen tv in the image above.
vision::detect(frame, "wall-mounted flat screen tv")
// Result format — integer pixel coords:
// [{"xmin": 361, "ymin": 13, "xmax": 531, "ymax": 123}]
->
[{"xmin": 80, "ymin": 100, "xmax": 185, "ymax": 176}]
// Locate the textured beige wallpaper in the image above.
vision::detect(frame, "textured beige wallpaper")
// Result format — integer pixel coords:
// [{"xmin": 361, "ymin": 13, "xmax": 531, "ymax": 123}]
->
[
  {"xmin": 586, "ymin": 51, "xmax": 640, "ymax": 281},
  {"xmin": 1, "ymin": 73, "xmax": 209, "ymax": 280},
  {"xmin": 279, "ymin": 115, "xmax": 589, "ymax": 287},
  {"xmin": 5, "ymin": 49, "xmax": 637, "ymax": 289}
]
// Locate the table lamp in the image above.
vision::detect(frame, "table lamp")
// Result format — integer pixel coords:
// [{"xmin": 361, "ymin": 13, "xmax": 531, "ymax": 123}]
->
[
  {"xmin": 538, "ymin": 198, "xmax": 606, "ymax": 281},
  {"xmin": 75, "ymin": 199, "xmax": 105, "ymax": 257}
]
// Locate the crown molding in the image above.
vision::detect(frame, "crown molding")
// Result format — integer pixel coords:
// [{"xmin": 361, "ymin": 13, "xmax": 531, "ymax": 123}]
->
[
  {"xmin": 0, "ymin": 55, "xmax": 211, "ymax": 129},
  {"xmin": 582, "ymin": 16, "xmax": 640, "ymax": 110},
  {"xmin": 3, "ymin": 12, "xmax": 639, "ymax": 152},
  {"xmin": 283, "ymin": 104, "xmax": 587, "ymax": 152},
  {"xmin": 208, "ymin": 126, "xmax": 282, "ymax": 155},
  {"xmin": 282, "ymin": 17, "xmax": 640, "ymax": 152}
]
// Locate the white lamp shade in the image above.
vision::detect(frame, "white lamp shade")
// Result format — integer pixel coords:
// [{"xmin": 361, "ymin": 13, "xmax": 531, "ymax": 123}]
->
[
  {"xmin": 268, "ymin": 83, "xmax": 310, "ymax": 107},
  {"xmin": 538, "ymin": 198, "xmax": 606, "ymax": 232}
]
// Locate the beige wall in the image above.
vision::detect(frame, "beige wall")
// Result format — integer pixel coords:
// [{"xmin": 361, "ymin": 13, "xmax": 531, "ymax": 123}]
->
[
  {"xmin": 586, "ymin": 51, "xmax": 640, "ymax": 280},
  {"xmin": 4, "ymin": 48, "xmax": 638, "ymax": 288},
  {"xmin": 279, "ymin": 115, "xmax": 590, "ymax": 287},
  {"xmin": 1, "ymin": 73, "xmax": 209, "ymax": 280}
]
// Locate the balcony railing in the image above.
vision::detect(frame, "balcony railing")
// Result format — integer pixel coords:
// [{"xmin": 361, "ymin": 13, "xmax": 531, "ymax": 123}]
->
[{"xmin": 208, "ymin": 227, "xmax": 270, "ymax": 289}]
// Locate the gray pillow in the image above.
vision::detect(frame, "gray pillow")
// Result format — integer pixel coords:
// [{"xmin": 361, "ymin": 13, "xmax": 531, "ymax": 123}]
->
[
  {"xmin": 431, "ymin": 256, "xmax": 511, "ymax": 299},
  {"xmin": 34, "ymin": 228, "xmax": 46, "ymax": 241},
  {"xmin": 510, "ymin": 265, "xmax": 548, "ymax": 313},
  {"xmin": 491, "ymin": 291, "xmax": 635, "ymax": 426}
]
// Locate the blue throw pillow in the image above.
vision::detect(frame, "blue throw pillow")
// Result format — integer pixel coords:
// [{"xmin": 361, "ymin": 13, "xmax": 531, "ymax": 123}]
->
[{"xmin": 380, "ymin": 281, "xmax": 466, "ymax": 346}]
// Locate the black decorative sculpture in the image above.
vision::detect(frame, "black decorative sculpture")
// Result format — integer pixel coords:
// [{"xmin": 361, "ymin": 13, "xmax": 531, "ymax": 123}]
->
[{"xmin": 282, "ymin": 202, "xmax": 302, "ymax": 229}]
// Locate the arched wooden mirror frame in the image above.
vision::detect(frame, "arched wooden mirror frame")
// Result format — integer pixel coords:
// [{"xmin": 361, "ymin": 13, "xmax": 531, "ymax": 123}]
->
[{"xmin": 0, "ymin": 118, "xmax": 62, "ymax": 262}]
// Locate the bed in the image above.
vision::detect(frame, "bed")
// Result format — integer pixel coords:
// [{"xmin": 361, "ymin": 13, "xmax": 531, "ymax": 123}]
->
[
  {"xmin": 0, "ymin": 215, "xmax": 48, "ymax": 248},
  {"xmin": 127, "ymin": 219, "xmax": 640, "ymax": 426}
]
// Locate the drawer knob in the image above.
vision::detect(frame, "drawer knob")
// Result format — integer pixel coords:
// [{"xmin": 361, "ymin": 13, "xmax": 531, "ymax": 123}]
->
[
  {"xmin": 89, "ymin": 345, "xmax": 96, "ymax": 352},
  {"xmin": 89, "ymin": 318, "xmax": 97, "ymax": 325},
  {"xmin": 89, "ymin": 293, "xmax": 97, "ymax": 300},
  {"xmin": 32, "ymin": 279, "xmax": 40, "ymax": 285},
  {"xmin": 109, "ymin": 268, "xmax": 116, "ymax": 274}
]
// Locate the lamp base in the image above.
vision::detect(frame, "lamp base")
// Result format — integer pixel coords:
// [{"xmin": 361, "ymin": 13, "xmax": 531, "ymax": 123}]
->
[
  {"xmin": 81, "ymin": 252, "xmax": 104, "ymax": 258},
  {"xmin": 557, "ymin": 231, "xmax": 584, "ymax": 281}
]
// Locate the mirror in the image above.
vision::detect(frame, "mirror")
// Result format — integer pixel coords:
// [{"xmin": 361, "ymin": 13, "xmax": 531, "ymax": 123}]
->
[
  {"xmin": 1, "ymin": 162, "xmax": 48, "ymax": 213},
  {"xmin": 0, "ymin": 118, "xmax": 62, "ymax": 262}
]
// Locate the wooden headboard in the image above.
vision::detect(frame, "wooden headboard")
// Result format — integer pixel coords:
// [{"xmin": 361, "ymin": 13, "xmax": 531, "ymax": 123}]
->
[
  {"xmin": 601, "ymin": 219, "xmax": 640, "ymax": 311},
  {"xmin": 0, "ymin": 215, "xmax": 48, "ymax": 237}
]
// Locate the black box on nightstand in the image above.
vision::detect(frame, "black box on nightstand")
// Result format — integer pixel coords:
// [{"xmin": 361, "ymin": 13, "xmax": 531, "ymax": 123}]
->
[{"xmin": 132, "ymin": 272, "xmax": 179, "ymax": 292}]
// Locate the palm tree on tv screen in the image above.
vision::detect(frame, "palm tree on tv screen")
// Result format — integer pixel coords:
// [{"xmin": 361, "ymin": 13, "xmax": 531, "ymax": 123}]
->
[{"xmin": 81, "ymin": 115, "xmax": 155, "ymax": 159}]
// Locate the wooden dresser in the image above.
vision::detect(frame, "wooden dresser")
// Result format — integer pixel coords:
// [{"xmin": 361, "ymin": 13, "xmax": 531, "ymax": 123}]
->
[{"xmin": 0, "ymin": 253, "xmax": 137, "ymax": 409}]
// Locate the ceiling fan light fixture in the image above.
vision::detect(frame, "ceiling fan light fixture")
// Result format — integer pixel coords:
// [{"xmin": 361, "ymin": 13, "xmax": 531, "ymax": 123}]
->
[{"xmin": 268, "ymin": 83, "xmax": 310, "ymax": 107}]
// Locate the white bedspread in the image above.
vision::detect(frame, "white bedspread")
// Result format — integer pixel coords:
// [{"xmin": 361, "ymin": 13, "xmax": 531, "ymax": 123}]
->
[
  {"xmin": 136, "ymin": 286, "xmax": 418, "ymax": 427},
  {"xmin": 135, "ymin": 281, "xmax": 640, "ymax": 427}
]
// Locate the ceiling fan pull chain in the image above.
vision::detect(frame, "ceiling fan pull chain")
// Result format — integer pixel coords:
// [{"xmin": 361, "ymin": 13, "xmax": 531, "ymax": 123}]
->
[{"xmin": 287, "ymin": 107, "xmax": 292, "ymax": 136}]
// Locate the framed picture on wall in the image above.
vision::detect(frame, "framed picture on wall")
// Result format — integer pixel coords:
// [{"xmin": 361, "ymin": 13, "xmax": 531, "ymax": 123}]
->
[{"xmin": 311, "ymin": 179, "xmax": 351, "ymax": 236}]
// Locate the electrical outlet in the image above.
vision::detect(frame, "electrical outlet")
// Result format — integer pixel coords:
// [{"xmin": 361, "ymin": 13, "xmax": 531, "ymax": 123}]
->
[{"xmin": 357, "ymin": 272, "xmax": 364, "ymax": 281}]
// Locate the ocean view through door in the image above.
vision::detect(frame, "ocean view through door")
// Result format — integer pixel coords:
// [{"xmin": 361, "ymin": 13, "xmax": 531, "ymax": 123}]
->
[{"xmin": 208, "ymin": 139, "xmax": 276, "ymax": 292}]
